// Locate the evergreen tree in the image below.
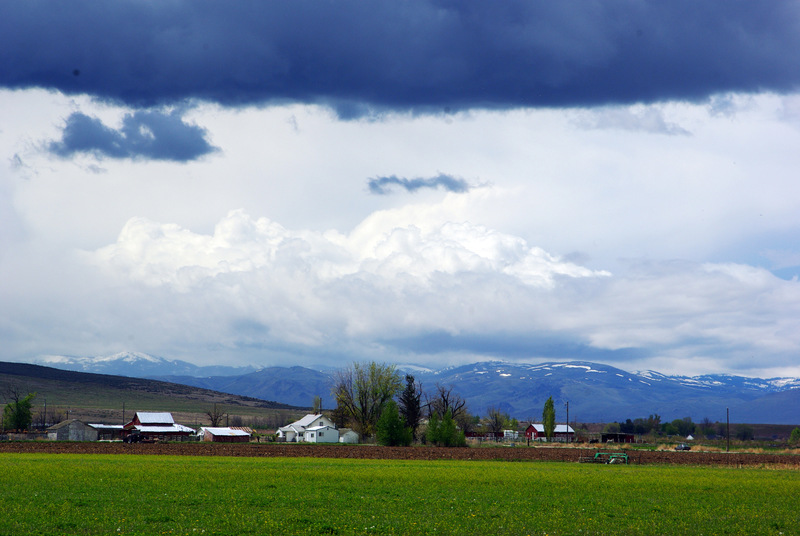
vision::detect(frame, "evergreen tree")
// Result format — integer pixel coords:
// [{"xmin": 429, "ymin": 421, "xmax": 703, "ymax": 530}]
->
[
  {"xmin": 376, "ymin": 400, "xmax": 412, "ymax": 446},
  {"xmin": 542, "ymin": 396, "xmax": 555, "ymax": 441},
  {"xmin": 398, "ymin": 374, "xmax": 422, "ymax": 440}
]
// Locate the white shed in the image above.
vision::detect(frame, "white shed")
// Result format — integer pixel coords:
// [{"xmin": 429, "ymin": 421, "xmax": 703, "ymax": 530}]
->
[
  {"xmin": 303, "ymin": 425, "xmax": 339, "ymax": 443},
  {"xmin": 338, "ymin": 429, "xmax": 359, "ymax": 444}
]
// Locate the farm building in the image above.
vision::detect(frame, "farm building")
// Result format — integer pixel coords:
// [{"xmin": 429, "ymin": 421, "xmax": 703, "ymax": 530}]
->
[
  {"xmin": 89, "ymin": 424, "xmax": 124, "ymax": 441},
  {"xmin": 601, "ymin": 432, "xmax": 636, "ymax": 443},
  {"xmin": 200, "ymin": 427, "xmax": 251, "ymax": 443},
  {"xmin": 525, "ymin": 424, "xmax": 575, "ymax": 442},
  {"xmin": 47, "ymin": 419, "xmax": 99, "ymax": 441},
  {"xmin": 123, "ymin": 412, "xmax": 195, "ymax": 441},
  {"xmin": 338, "ymin": 428, "xmax": 359, "ymax": 444},
  {"xmin": 277, "ymin": 414, "xmax": 336, "ymax": 442},
  {"xmin": 303, "ymin": 425, "xmax": 339, "ymax": 443}
]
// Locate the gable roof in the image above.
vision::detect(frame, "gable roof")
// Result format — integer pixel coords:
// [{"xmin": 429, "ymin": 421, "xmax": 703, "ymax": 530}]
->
[
  {"xmin": 292, "ymin": 414, "xmax": 324, "ymax": 428},
  {"xmin": 135, "ymin": 412, "xmax": 175, "ymax": 425},
  {"xmin": 47, "ymin": 419, "xmax": 86, "ymax": 431}
]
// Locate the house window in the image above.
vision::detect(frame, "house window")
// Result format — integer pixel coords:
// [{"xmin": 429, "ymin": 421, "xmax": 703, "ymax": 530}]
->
[{"xmin": 319, "ymin": 431, "xmax": 324, "ymax": 437}]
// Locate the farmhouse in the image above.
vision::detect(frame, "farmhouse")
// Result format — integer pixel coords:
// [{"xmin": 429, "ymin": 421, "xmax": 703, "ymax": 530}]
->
[
  {"xmin": 123, "ymin": 412, "xmax": 195, "ymax": 441},
  {"xmin": 47, "ymin": 419, "xmax": 99, "ymax": 441},
  {"xmin": 277, "ymin": 414, "xmax": 336, "ymax": 442},
  {"xmin": 525, "ymin": 423, "xmax": 575, "ymax": 442},
  {"xmin": 200, "ymin": 427, "xmax": 251, "ymax": 443}
]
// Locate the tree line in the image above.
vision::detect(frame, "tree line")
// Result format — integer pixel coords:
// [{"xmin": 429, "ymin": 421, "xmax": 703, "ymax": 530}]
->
[{"xmin": 330, "ymin": 361, "xmax": 546, "ymax": 447}]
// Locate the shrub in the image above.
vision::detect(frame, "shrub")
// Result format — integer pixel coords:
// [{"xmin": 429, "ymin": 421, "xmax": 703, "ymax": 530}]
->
[{"xmin": 426, "ymin": 410, "xmax": 466, "ymax": 447}]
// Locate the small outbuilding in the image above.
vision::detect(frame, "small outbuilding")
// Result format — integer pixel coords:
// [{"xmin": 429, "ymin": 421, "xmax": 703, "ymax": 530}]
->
[
  {"xmin": 303, "ymin": 425, "xmax": 339, "ymax": 443},
  {"xmin": 47, "ymin": 419, "xmax": 99, "ymax": 441},
  {"xmin": 601, "ymin": 432, "xmax": 636, "ymax": 444},
  {"xmin": 338, "ymin": 428, "xmax": 359, "ymax": 444},
  {"xmin": 89, "ymin": 424, "xmax": 125, "ymax": 441},
  {"xmin": 200, "ymin": 427, "xmax": 251, "ymax": 443}
]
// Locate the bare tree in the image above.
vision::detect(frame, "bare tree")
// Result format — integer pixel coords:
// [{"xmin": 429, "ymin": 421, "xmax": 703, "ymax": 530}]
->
[
  {"xmin": 427, "ymin": 384, "xmax": 467, "ymax": 421},
  {"xmin": 331, "ymin": 362, "xmax": 401, "ymax": 437},
  {"xmin": 205, "ymin": 403, "xmax": 227, "ymax": 427},
  {"xmin": 486, "ymin": 406, "xmax": 508, "ymax": 438}
]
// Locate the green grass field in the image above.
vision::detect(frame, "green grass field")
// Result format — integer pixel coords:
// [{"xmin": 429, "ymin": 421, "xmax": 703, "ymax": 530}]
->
[{"xmin": 1, "ymin": 453, "xmax": 798, "ymax": 535}]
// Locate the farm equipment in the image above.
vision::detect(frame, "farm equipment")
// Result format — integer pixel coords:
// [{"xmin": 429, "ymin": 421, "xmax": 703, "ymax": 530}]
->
[{"xmin": 579, "ymin": 451, "xmax": 629, "ymax": 464}]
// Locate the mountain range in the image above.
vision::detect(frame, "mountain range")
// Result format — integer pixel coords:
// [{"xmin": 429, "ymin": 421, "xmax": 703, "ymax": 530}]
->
[{"xmin": 31, "ymin": 353, "xmax": 800, "ymax": 425}]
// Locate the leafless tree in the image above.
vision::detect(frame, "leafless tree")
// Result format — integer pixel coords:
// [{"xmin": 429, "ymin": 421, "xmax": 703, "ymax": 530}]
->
[
  {"xmin": 205, "ymin": 403, "xmax": 227, "ymax": 427},
  {"xmin": 427, "ymin": 384, "xmax": 467, "ymax": 421}
]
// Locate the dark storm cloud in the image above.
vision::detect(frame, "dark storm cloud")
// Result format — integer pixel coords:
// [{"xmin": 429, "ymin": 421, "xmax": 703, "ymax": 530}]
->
[
  {"xmin": 2, "ymin": 1, "xmax": 799, "ymax": 115},
  {"xmin": 368, "ymin": 174, "xmax": 469, "ymax": 195},
  {"xmin": 48, "ymin": 110, "xmax": 217, "ymax": 162}
]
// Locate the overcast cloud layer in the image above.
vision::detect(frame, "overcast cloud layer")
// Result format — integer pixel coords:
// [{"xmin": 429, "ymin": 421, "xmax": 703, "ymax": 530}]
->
[
  {"xmin": 2, "ymin": 2, "xmax": 800, "ymax": 379},
  {"xmin": 2, "ymin": 1, "xmax": 800, "ymax": 114}
]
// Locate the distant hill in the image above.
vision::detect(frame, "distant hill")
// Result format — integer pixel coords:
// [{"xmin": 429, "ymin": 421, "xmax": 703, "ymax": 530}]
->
[
  {"xmin": 20, "ymin": 355, "xmax": 800, "ymax": 425},
  {"xmin": 157, "ymin": 366, "xmax": 334, "ymax": 410},
  {"xmin": 32, "ymin": 352, "xmax": 256, "ymax": 378},
  {"xmin": 0, "ymin": 361, "xmax": 300, "ymax": 421}
]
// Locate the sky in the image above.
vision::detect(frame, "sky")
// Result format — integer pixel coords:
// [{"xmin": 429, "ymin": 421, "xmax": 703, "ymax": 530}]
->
[{"xmin": 2, "ymin": 1, "xmax": 800, "ymax": 378}]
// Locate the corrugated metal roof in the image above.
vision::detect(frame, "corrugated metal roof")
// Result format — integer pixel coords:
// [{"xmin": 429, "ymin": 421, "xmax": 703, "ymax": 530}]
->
[
  {"xmin": 202, "ymin": 427, "xmax": 251, "ymax": 437},
  {"xmin": 135, "ymin": 412, "xmax": 175, "ymax": 425},
  {"xmin": 133, "ymin": 424, "xmax": 194, "ymax": 433}
]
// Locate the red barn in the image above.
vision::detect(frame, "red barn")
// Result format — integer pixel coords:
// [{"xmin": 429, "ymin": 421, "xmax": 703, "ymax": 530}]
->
[
  {"xmin": 525, "ymin": 423, "xmax": 575, "ymax": 442},
  {"xmin": 122, "ymin": 412, "xmax": 194, "ymax": 441}
]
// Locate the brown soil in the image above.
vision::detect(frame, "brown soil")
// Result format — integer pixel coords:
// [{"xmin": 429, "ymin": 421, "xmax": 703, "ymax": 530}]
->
[{"xmin": 1, "ymin": 441, "xmax": 798, "ymax": 467}]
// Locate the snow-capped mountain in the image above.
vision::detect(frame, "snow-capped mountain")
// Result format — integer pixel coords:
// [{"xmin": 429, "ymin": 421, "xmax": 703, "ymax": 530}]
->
[
  {"xmin": 29, "ymin": 355, "xmax": 800, "ymax": 424},
  {"xmin": 33, "ymin": 352, "xmax": 257, "ymax": 378},
  {"xmin": 405, "ymin": 361, "xmax": 800, "ymax": 424}
]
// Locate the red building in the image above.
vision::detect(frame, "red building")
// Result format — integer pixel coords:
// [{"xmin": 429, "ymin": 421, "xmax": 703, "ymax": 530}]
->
[
  {"xmin": 525, "ymin": 423, "xmax": 575, "ymax": 442},
  {"xmin": 200, "ymin": 427, "xmax": 252, "ymax": 443},
  {"xmin": 122, "ymin": 412, "xmax": 194, "ymax": 441}
]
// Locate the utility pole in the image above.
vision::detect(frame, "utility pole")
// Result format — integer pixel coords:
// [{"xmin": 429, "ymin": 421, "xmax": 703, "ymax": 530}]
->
[
  {"xmin": 726, "ymin": 407, "xmax": 730, "ymax": 453},
  {"xmin": 564, "ymin": 401, "xmax": 569, "ymax": 443}
]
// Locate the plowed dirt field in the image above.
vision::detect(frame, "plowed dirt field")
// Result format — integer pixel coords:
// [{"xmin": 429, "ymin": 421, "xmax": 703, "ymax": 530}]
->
[{"xmin": 1, "ymin": 441, "xmax": 798, "ymax": 466}]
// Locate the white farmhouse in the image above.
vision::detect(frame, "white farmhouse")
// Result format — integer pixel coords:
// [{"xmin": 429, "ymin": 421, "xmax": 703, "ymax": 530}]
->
[{"xmin": 277, "ymin": 414, "xmax": 336, "ymax": 442}]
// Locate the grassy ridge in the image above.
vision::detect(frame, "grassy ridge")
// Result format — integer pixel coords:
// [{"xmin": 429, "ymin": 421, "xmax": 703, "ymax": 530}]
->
[
  {"xmin": 1, "ymin": 453, "xmax": 798, "ymax": 535},
  {"xmin": 0, "ymin": 361, "xmax": 301, "ymax": 423}
]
